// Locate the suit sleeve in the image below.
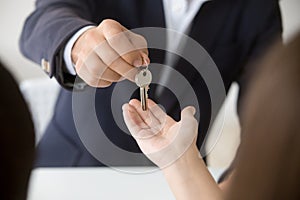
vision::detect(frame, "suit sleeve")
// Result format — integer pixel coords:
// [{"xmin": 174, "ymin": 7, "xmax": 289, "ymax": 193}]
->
[{"xmin": 19, "ymin": 0, "xmax": 101, "ymax": 89}]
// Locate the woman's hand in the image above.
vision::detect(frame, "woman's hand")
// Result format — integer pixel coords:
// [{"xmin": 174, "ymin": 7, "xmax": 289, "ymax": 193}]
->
[
  {"xmin": 123, "ymin": 99, "xmax": 225, "ymax": 200},
  {"xmin": 122, "ymin": 99, "xmax": 199, "ymax": 168}
]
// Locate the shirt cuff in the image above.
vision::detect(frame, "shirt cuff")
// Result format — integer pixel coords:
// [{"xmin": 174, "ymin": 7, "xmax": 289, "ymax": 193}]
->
[{"xmin": 63, "ymin": 26, "xmax": 96, "ymax": 75}]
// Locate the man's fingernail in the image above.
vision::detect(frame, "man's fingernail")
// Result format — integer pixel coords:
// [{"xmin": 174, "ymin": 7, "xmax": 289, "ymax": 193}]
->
[
  {"xmin": 133, "ymin": 59, "xmax": 142, "ymax": 67},
  {"xmin": 129, "ymin": 99, "xmax": 135, "ymax": 105},
  {"xmin": 143, "ymin": 58, "xmax": 150, "ymax": 66},
  {"xmin": 140, "ymin": 53, "xmax": 150, "ymax": 66}
]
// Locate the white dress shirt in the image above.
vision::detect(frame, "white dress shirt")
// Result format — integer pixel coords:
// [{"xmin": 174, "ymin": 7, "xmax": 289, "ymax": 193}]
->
[{"xmin": 63, "ymin": 0, "xmax": 209, "ymax": 75}]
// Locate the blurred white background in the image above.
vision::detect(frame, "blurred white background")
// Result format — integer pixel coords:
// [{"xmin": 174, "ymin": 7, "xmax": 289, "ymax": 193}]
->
[{"xmin": 0, "ymin": 0, "xmax": 299, "ymax": 168}]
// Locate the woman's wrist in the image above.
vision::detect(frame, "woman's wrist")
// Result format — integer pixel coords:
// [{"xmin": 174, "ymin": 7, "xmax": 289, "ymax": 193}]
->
[
  {"xmin": 162, "ymin": 144, "xmax": 201, "ymax": 180},
  {"xmin": 161, "ymin": 144, "xmax": 223, "ymax": 200}
]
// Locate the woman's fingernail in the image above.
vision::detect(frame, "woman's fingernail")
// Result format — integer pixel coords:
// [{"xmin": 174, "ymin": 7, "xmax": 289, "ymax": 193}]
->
[{"xmin": 191, "ymin": 107, "xmax": 196, "ymax": 115}]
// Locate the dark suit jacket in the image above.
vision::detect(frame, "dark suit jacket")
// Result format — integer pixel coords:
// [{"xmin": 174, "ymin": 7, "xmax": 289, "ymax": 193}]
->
[{"xmin": 19, "ymin": 0, "xmax": 282, "ymax": 167}]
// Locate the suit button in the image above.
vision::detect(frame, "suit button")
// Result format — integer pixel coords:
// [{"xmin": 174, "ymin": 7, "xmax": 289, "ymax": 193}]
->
[{"xmin": 41, "ymin": 58, "xmax": 50, "ymax": 74}]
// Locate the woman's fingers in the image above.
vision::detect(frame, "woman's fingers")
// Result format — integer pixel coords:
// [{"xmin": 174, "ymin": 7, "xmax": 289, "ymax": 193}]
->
[
  {"xmin": 128, "ymin": 99, "xmax": 162, "ymax": 129},
  {"xmin": 179, "ymin": 106, "xmax": 198, "ymax": 145},
  {"xmin": 181, "ymin": 106, "xmax": 196, "ymax": 119},
  {"xmin": 180, "ymin": 106, "xmax": 198, "ymax": 129},
  {"xmin": 147, "ymin": 99, "xmax": 175, "ymax": 128},
  {"xmin": 128, "ymin": 99, "xmax": 176, "ymax": 134},
  {"xmin": 122, "ymin": 104, "xmax": 145, "ymax": 132},
  {"xmin": 123, "ymin": 103, "xmax": 158, "ymax": 139}
]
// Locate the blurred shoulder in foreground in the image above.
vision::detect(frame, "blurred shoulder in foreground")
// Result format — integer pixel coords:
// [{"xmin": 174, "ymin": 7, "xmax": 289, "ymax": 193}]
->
[
  {"xmin": 227, "ymin": 33, "xmax": 300, "ymax": 200},
  {"xmin": 0, "ymin": 61, "xmax": 35, "ymax": 200}
]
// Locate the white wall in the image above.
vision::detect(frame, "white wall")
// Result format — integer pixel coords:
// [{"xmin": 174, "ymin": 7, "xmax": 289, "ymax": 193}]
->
[
  {"xmin": 0, "ymin": 0, "xmax": 46, "ymax": 82},
  {"xmin": 281, "ymin": 0, "xmax": 300, "ymax": 41}
]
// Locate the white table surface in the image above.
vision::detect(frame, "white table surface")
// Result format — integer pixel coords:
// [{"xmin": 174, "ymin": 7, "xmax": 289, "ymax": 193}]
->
[{"xmin": 27, "ymin": 167, "xmax": 224, "ymax": 200}]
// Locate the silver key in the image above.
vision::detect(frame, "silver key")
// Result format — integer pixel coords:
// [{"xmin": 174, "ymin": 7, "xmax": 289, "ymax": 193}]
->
[{"xmin": 135, "ymin": 67, "xmax": 152, "ymax": 111}]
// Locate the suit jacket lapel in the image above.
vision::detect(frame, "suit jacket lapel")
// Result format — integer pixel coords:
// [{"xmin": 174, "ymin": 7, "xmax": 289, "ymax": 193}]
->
[
  {"xmin": 190, "ymin": 0, "xmax": 232, "ymax": 52},
  {"xmin": 139, "ymin": 0, "xmax": 166, "ymax": 65},
  {"xmin": 159, "ymin": 1, "xmax": 232, "ymax": 113},
  {"xmin": 139, "ymin": 0, "xmax": 165, "ymax": 28},
  {"xmin": 126, "ymin": 0, "xmax": 167, "ymax": 107},
  {"xmin": 185, "ymin": 0, "xmax": 233, "ymax": 84}
]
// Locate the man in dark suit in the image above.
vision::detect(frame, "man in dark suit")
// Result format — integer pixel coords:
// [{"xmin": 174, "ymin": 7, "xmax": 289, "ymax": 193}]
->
[{"xmin": 19, "ymin": 0, "xmax": 282, "ymax": 167}]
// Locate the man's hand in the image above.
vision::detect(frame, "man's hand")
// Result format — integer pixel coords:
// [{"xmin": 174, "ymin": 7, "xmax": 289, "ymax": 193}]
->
[
  {"xmin": 72, "ymin": 19, "xmax": 150, "ymax": 87},
  {"xmin": 122, "ymin": 99, "xmax": 199, "ymax": 168}
]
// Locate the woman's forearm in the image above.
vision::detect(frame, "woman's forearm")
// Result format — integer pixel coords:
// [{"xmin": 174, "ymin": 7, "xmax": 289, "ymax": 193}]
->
[{"xmin": 162, "ymin": 146, "xmax": 223, "ymax": 200}]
